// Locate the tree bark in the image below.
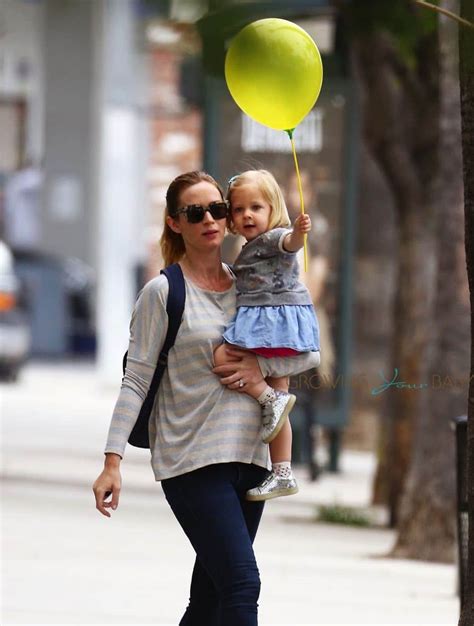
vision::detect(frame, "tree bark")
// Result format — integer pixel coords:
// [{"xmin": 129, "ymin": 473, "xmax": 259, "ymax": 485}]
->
[
  {"xmin": 394, "ymin": 0, "xmax": 468, "ymax": 563},
  {"xmin": 387, "ymin": 207, "xmax": 438, "ymax": 528},
  {"xmin": 458, "ymin": 0, "xmax": 474, "ymax": 620},
  {"xmin": 353, "ymin": 25, "xmax": 440, "ymax": 527}
]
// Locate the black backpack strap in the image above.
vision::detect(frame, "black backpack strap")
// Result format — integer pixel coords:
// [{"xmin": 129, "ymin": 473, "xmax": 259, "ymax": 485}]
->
[
  {"xmin": 224, "ymin": 262, "xmax": 236, "ymax": 278},
  {"xmin": 160, "ymin": 263, "xmax": 186, "ymax": 363},
  {"xmin": 127, "ymin": 263, "xmax": 185, "ymax": 448}
]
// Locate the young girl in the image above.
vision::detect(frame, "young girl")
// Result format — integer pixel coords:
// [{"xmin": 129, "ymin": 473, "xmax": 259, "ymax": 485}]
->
[{"xmin": 213, "ymin": 169, "xmax": 320, "ymax": 501}]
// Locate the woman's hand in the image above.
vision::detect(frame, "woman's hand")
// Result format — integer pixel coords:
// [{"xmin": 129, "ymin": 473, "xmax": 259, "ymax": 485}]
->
[
  {"xmin": 212, "ymin": 346, "xmax": 265, "ymax": 391},
  {"xmin": 93, "ymin": 455, "xmax": 122, "ymax": 517}
]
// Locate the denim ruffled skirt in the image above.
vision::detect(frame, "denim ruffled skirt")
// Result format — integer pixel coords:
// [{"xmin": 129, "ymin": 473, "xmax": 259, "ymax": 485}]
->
[{"xmin": 222, "ymin": 304, "xmax": 320, "ymax": 353}]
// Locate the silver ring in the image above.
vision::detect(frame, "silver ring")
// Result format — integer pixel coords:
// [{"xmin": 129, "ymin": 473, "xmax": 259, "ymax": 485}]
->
[{"xmin": 238, "ymin": 379, "xmax": 245, "ymax": 388}]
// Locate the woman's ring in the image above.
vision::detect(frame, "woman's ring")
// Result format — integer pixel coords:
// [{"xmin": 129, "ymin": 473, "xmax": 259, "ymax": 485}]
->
[{"xmin": 239, "ymin": 379, "xmax": 245, "ymax": 388}]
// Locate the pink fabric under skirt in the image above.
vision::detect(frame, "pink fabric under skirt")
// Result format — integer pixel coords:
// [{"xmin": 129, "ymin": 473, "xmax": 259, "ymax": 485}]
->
[{"xmin": 250, "ymin": 346, "xmax": 302, "ymax": 358}]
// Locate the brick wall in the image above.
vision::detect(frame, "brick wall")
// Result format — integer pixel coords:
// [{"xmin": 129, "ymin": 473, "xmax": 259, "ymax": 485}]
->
[{"xmin": 146, "ymin": 40, "xmax": 202, "ymax": 280}]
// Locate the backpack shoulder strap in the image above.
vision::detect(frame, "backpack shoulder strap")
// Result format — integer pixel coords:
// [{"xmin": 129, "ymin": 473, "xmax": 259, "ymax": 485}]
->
[
  {"xmin": 159, "ymin": 263, "xmax": 186, "ymax": 360},
  {"xmin": 143, "ymin": 262, "xmax": 185, "ymax": 397},
  {"xmin": 223, "ymin": 262, "xmax": 236, "ymax": 279},
  {"xmin": 122, "ymin": 263, "xmax": 185, "ymax": 376},
  {"xmin": 126, "ymin": 263, "xmax": 185, "ymax": 448}
]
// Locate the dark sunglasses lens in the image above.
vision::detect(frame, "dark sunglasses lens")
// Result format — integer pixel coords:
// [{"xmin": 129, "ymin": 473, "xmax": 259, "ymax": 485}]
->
[
  {"xmin": 209, "ymin": 202, "xmax": 228, "ymax": 219},
  {"xmin": 183, "ymin": 202, "xmax": 227, "ymax": 223},
  {"xmin": 186, "ymin": 206, "xmax": 205, "ymax": 223}
]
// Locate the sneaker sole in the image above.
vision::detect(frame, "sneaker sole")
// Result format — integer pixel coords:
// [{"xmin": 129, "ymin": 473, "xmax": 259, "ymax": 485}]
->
[
  {"xmin": 262, "ymin": 393, "xmax": 296, "ymax": 444},
  {"xmin": 246, "ymin": 486, "xmax": 299, "ymax": 502}
]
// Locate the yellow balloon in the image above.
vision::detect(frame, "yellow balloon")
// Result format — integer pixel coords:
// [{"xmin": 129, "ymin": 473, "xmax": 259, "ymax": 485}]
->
[{"xmin": 225, "ymin": 18, "xmax": 323, "ymax": 131}]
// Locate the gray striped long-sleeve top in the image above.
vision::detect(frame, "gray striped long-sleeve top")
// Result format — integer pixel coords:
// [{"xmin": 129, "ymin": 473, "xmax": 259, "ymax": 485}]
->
[{"xmin": 104, "ymin": 267, "xmax": 321, "ymax": 481}]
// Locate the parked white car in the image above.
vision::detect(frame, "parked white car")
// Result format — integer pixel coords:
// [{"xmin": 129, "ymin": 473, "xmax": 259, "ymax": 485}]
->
[{"xmin": 0, "ymin": 241, "xmax": 30, "ymax": 380}]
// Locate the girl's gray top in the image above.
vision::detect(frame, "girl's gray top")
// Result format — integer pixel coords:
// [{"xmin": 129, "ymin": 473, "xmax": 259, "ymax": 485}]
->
[
  {"xmin": 233, "ymin": 227, "xmax": 313, "ymax": 307},
  {"xmin": 104, "ymin": 266, "xmax": 321, "ymax": 481}
]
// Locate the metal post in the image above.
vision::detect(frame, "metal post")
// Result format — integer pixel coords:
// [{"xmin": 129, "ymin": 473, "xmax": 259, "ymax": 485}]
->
[
  {"xmin": 304, "ymin": 398, "xmax": 320, "ymax": 481},
  {"xmin": 328, "ymin": 427, "xmax": 341, "ymax": 473},
  {"xmin": 452, "ymin": 414, "xmax": 468, "ymax": 608},
  {"xmin": 94, "ymin": 0, "xmax": 139, "ymax": 385}
]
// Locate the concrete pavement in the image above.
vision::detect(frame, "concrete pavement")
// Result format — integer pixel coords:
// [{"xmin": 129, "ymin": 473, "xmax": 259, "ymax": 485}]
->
[{"xmin": 2, "ymin": 361, "xmax": 459, "ymax": 625}]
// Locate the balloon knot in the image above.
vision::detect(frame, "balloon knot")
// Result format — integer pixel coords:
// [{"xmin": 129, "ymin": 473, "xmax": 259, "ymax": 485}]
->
[{"xmin": 285, "ymin": 129, "xmax": 295, "ymax": 139}]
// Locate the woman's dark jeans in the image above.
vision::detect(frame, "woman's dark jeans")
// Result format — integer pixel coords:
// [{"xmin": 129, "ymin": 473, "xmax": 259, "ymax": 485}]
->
[{"xmin": 161, "ymin": 462, "xmax": 269, "ymax": 626}]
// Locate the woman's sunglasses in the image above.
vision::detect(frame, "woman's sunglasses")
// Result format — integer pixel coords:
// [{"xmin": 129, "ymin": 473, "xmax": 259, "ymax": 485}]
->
[{"xmin": 173, "ymin": 200, "xmax": 229, "ymax": 224}]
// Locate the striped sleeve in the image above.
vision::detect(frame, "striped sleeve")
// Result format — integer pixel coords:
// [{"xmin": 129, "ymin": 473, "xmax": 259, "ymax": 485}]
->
[{"xmin": 103, "ymin": 276, "xmax": 169, "ymax": 458}]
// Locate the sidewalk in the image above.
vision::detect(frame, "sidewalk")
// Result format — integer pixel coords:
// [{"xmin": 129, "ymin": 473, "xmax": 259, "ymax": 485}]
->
[{"xmin": 2, "ymin": 361, "xmax": 459, "ymax": 625}]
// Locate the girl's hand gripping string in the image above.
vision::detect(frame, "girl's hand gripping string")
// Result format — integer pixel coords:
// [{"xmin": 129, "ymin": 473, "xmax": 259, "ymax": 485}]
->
[
  {"xmin": 294, "ymin": 213, "xmax": 312, "ymax": 234},
  {"xmin": 283, "ymin": 213, "xmax": 312, "ymax": 253}
]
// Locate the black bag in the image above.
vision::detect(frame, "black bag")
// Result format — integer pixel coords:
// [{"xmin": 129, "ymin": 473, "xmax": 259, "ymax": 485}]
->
[{"xmin": 123, "ymin": 263, "xmax": 186, "ymax": 449}]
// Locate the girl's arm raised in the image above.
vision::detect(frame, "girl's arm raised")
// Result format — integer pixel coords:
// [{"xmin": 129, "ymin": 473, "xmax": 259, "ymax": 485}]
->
[{"xmin": 282, "ymin": 214, "xmax": 312, "ymax": 252}]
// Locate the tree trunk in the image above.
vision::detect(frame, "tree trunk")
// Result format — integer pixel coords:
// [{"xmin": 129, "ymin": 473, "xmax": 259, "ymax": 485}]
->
[
  {"xmin": 458, "ymin": 0, "xmax": 474, "ymax": 621},
  {"xmin": 394, "ymin": 0, "xmax": 468, "ymax": 562},
  {"xmin": 353, "ymin": 25, "xmax": 440, "ymax": 526},
  {"xmin": 372, "ymin": 396, "xmax": 393, "ymax": 506},
  {"xmin": 387, "ymin": 207, "xmax": 438, "ymax": 527}
]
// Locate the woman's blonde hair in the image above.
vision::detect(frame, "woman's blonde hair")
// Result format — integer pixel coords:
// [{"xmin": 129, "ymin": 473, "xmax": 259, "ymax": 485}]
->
[
  {"xmin": 160, "ymin": 171, "xmax": 224, "ymax": 267},
  {"xmin": 226, "ymin": 169, "xmax": 291, "ymax": 236}
]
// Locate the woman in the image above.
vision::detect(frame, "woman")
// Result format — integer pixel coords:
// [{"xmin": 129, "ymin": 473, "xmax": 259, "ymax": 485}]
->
[{"xmin": 92, "ymin": 171, "xmax": 320, "ymax": 626}]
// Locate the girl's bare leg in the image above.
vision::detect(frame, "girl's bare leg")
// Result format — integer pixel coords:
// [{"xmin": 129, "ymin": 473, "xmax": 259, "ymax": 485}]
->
[
  {"xmin": 266, "ymin": 375, "xmax": 292, "ymax": 463},
  {"xmin": 269, "ymin": 418, "xmax": 292, "ymax": 463},
  {"xmin": 266, "ymin": 375, "xmax": 289, "ymax": 393},
  {"xmin": 244, "ymin": 374, "xmax": 298, "ymax": 500}
]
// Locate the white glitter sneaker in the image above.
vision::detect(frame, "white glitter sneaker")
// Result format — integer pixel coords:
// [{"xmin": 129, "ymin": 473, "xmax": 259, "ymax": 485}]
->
[
  {"xmin": 246, "ymin": 471, "xmax": 299, "ymax": 501},
  {"xmin": 261, "ymin": 391, "xmax": 296, "ymax": 443}
]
